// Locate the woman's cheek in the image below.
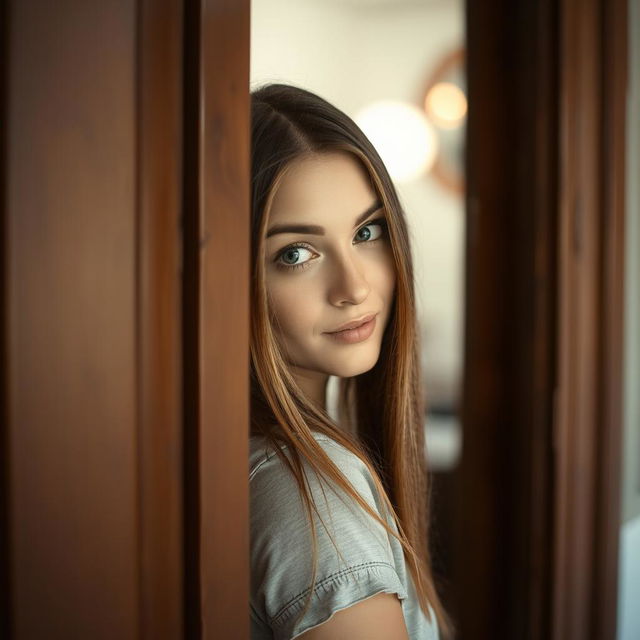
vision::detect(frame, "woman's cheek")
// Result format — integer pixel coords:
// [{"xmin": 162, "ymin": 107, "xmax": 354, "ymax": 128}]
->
[
  {"xmin": 267, "ymin": 279, "xmax": 317, "ymax": 335},
  {"xmin": 378, "ymin": 249, "xmax": 397, "ymax": 296},
  {"xmin": 365, "ymin": 252, "xmax": 396, "ymax": 296}
]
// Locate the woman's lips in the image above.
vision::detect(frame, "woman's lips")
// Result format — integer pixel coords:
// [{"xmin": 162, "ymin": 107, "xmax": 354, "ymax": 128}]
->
[
  {"xmin": 327, "ymin": 313, "xmax": 377, "ymax": 332},
  {"xmin": 324, "ymin": 314, "xmax": 377, "ymax": 344}
]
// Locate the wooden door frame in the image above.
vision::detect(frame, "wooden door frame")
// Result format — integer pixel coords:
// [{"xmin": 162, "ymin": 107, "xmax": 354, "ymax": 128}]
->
[
  {"xmin": 553, "ymin": 0, "xmax": 627, "ymax": 638},
  {"xmin": 456, "ymin": 0, "xmax": 560, "ymax": 636},
  {"xmin": 138, "ymin": 0, "xmax": 184, "ymax": 635},
  {"xmin": 2, "ymin": 0, "xmax": 250, "ymax": 636},
  {"xmin": 2, "ymin": 0, "xmax": 185, "ymax": 636},
  {"xmin": 183, "ymin": 0, "xmax": 250, "ymax": 637},
  {"xmin": 458, "ymin": 0, "xmax": 627, "ymax": 638},
  {"xmin": 1, "ymin": 0, "xmax": 184, "ymax": 636}
]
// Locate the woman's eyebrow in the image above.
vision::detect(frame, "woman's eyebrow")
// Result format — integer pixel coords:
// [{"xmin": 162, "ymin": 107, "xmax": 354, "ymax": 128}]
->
[{"xmin": 266, "ymin": 200, "xmax": 383, "ymax": 238}]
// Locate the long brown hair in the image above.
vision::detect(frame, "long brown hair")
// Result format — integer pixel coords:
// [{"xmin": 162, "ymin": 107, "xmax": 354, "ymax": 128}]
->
[{"xmin": 250, "ymin": 83, "xmax": 453, "ymax": 639}]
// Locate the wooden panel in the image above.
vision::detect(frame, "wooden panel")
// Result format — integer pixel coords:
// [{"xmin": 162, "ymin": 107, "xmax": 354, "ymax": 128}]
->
[
  {"xmin": 0, "ymin": 0, "xmax": 10, "ymax": 632},
  {"xmin": 137, "ymin": 0, "xmax": 184, "ymax": 637},
  {"xmin": 456, "ymin": 2, "xmax": 513, "ymax": 633},
  {"xmin": 456, "ymin": 1, "xmax": 558, "ymax": 638},
  {"xmin": 459, "ymin": 0, "xmax": 626, "ymax": 637},
  {"xmin": 199, "ymin": 0, "xmax": 250, "ymax": 635},
  {"xmin": 553, "ymin": 0, "xmax": 627, "ymax": 638},
  {"xmin": 3, "ymin": 0, "xmax": 187, "ymax": 637},
  {"xmin": 183, "ymin": 0, "xmax": 250, "ymax": 637},
  {"xmin": 4, "ymin": 0, "xmax": 139, "ymax": 637},
  {"xmin": 594, "ymin": 5, "xmax": 627, "ymax": 640}
]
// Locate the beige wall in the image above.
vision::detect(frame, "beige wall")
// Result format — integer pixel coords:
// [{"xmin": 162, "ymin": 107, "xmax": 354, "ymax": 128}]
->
[{"xmin": 251, "ymin": 0, "xmax": 465, "ymax": 407}]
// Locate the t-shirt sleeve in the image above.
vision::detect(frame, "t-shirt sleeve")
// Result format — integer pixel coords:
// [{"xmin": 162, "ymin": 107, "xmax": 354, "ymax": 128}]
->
[{"xmin": 250, "ymin": 437, "xmax": 408, "ymax": 640}]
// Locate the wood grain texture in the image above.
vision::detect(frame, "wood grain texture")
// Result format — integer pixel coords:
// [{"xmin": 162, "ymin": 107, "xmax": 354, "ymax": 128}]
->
[
  {"xmin": 5, "ymin": 0, "xmax": 139, "ymax": 636},
  {"xmin": 459, "ymin": 1, "xmax": 626, "ymax": 638},
  {"xmin": 553, "ymin": 0, "xmax": 627, "ymax": 638},
  {"xmin": 137, "ymin": 0, "xmax": 184, "ymax": 637},
  {"xmin": 199, "ymin": 0, "xmax": 250, "ymax": 635},
  {"xmin": 183, "ymin": 0, "xmax": 251, "ymax": 637},
  {"xmin": 594, "ymin": 1, "xmax": 627, "ymax": 636},
  {"xmin": 3, "ymin": 1, "xmax": 188, "ymax": 636},
  {"xmin": 456, "ymin": 1, "xmax": 558, "ymax": 638}
]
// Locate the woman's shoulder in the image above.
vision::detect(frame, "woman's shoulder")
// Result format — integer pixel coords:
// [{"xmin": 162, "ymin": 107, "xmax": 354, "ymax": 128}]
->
[
  {"xmin": 249, "ymin": 430, "xmax": 441, "ymax": 640},
  {"xmin": 250, "ymin": 429, "xmax": 398, "ymax": 560},
  {"xmin": 249, "ymin": 430, "xmax": 366, "ymax": 482},
  {"xmin": 249, "ymin": 430, "xmax": 390, "ymax": 535},
  {"xmin": 249, "ymin": 431, "xmax": 409, "ymax": 639}
]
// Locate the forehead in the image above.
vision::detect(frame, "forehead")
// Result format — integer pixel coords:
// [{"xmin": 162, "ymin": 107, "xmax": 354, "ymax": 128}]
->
[{"xmin": 268, "ymin": 152, "xmax": 377, "ymax": 223}]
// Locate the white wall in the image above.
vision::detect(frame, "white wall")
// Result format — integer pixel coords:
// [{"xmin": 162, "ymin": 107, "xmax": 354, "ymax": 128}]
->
[
  {"xmin": 251, "ymin": 0, "xmax": 465, "ymax": 406},
  {"xmin": 617, "ymin": 2, "xmax": 640, "ymax": 639},
  {"xmin": 619, "ymin": 518, "xmax": 640, "ymax": 640}
]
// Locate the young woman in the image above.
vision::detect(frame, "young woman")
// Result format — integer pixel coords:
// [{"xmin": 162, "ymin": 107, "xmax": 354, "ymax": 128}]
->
[{"xmin": 249, "ymin": 83, "xmax": 453, "ymax": 640}]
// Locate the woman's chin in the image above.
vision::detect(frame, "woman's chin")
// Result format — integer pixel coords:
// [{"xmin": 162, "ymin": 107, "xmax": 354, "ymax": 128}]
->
[{"xmin": 327, "ymin": 351, "xmax": 380, "ymax": 378}]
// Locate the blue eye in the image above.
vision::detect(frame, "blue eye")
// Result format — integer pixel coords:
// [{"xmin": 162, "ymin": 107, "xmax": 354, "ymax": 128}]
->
[
  {"xmin": 275, "ymin": 244, "xmax": 315, "ymax": 271},
  {"xmin": 274, "ymin": 218, "xmax": 387, "ymax": 273},
  {"xmin": 354, "ymin": 218, "xmax": 386, "ymax": 243}
]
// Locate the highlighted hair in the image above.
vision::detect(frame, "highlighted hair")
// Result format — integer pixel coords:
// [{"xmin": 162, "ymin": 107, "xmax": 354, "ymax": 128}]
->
[{"xmin": 250, "ymin": 83, "xmax": 454, "ymax": 639}]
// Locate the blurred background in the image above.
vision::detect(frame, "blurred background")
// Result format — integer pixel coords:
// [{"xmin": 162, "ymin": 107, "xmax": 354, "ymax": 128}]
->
[
  {"xmin": 251, "ymin": 0, "xmax": 466, "ymax": 473},
  {"xmin": 251, "ymin": 2, "xmax": 639, "ymax": 639}
]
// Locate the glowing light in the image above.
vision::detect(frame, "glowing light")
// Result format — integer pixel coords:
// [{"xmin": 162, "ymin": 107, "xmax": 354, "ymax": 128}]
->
[
  {"xmin": 425, "ymin": 82, "xmax": 467, "ymax": 130},
  {"xmin": 355, "ymin": 100, "xmax": 438, "ymax": 183}
]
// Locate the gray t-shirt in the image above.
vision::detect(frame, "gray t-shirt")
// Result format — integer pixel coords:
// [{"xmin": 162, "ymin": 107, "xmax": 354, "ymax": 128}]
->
[{"xmin": 250, "ymin": 431, "xmax": 440, "ymax": 640}]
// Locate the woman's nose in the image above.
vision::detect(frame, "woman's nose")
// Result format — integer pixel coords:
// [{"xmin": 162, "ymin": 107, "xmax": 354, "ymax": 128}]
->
[{"xmin": 327, "ymin": 253, "xmax": 371, "ymax": 306}]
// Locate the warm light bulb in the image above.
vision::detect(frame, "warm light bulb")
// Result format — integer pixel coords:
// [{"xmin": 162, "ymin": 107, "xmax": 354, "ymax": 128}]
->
[
  {"xmin": 355, "ymin": 100, "xmax": 438, "ymax": 183},
  {"xmin": 425, "ymin": 82, "xmax": 467, "ymax": 130}
]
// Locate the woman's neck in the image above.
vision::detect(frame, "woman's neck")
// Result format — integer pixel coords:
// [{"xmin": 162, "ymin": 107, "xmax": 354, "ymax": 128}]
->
[{"xmin": 290, "ymin": 366, "xmax": 328, "ymax": 410}]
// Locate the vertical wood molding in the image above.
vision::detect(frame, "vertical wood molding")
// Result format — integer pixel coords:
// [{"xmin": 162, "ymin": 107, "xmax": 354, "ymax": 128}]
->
[
  {"xmin": 183, "ymin": 0, "xmax": 250, "ymax": 637},
  {"xmin": 182, "ymin": 0, "xmax": 201, "ymax": 633},
  {"xmin": 553, "ymin": 0, "xmax": 627, "ymax": 638},
  {"xmin": 137, "ymin": 0, "xmax": 184, "ymax": 637},
  {"xmin": 199, "ymin": 0, "xmax": 250, "ymax": 635},
  {"xmin": 595, "ymin": 0, "xmax": 627, "ymax": 636},
  {"xmin": 554, "ymin": 4, "xmax": 601, "ymax": 638},
  {"xmin": 459, "ymin": 1, "xmax": 558, "ymax": 637},
  {"xmin": 1, "ymin": 0, "xmax": 10, "ymax": 634},
  {"xmin": 457, "ymin": 4, "xmax": 512, "ymax": 636}
]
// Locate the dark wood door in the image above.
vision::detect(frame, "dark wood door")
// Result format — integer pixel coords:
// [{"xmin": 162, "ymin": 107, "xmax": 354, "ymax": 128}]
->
[
  {"xmin": 443, "ymin": 0, "xmax": 628, "ymax": 638},
  {"xmin": 182, "ymin": 0, "xmax": 250, "ymax": 637},
  {"xmin": 1, "ymin": 0, "xmax": 250, "ymax": 637}
]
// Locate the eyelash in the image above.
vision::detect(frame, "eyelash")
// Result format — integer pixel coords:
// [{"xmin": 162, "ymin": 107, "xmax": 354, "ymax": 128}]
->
[{"xmin": 274, "ymin": 217, "xmax": 389, "ymax": 272}]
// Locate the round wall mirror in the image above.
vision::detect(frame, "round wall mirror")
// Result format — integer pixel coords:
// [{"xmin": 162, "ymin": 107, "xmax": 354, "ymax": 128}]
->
[{"xmin": 421, "ymin": 48, "xmax": 466, "ymax": 194}]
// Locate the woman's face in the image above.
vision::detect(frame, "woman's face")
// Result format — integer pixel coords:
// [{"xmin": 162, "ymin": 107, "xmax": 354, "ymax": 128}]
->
[{"xmin": 264, "ymin": 151, "xmax": 396, "ymax": 387}]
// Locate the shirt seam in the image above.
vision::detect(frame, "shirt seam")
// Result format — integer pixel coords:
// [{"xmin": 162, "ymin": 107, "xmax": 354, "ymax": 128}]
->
[
  {"xmin": 271, "ymin": 560, "xmax": 400, "ymax": 625},
  {"xmin": 249, "ymin": 434, "xmax": 335, "ymax": 481}
]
